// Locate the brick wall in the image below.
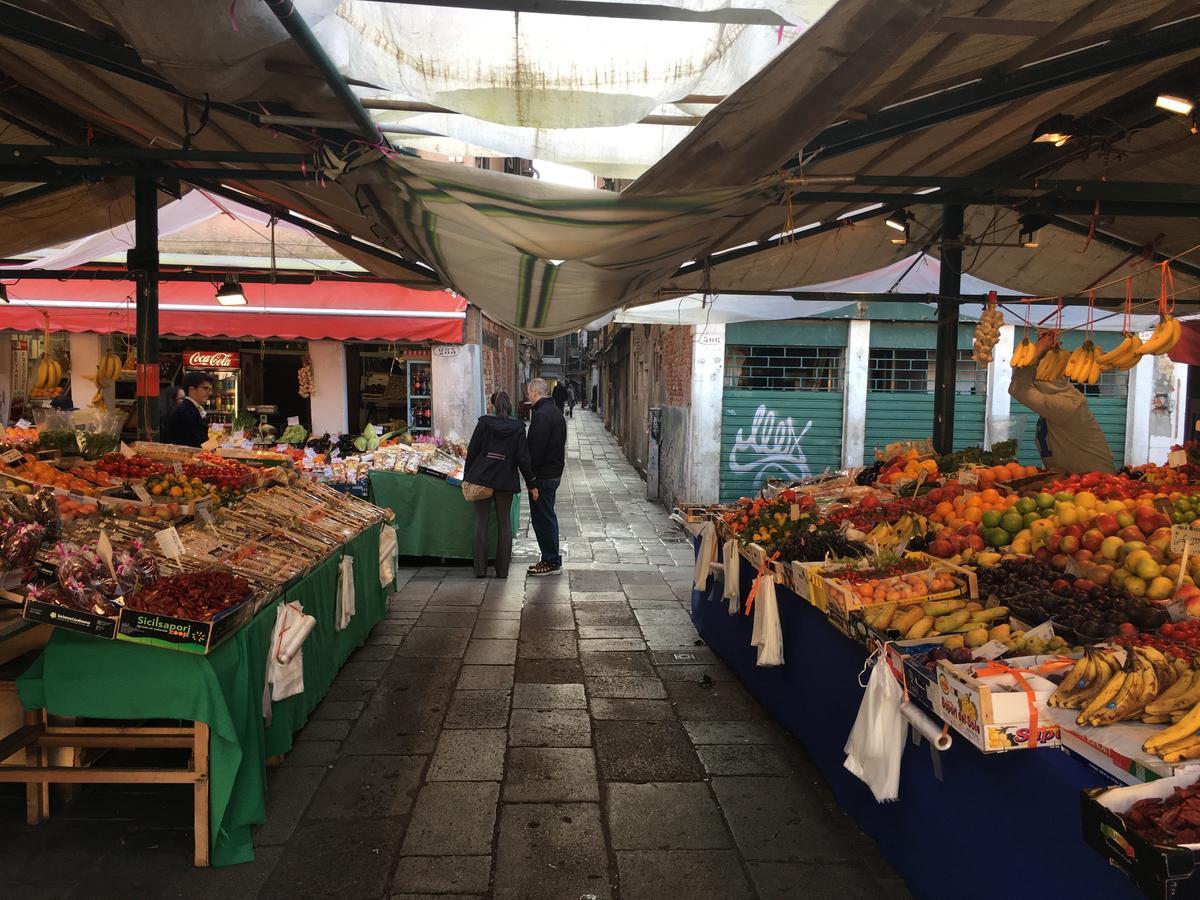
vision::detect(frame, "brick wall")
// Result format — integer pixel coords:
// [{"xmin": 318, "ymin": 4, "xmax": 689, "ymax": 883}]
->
[
  {"xmin": 658, "ymin": 325, "xmax": 694, "ymax": 407},
  {"xmin": 482, "ymin": 317, "xmax": 517, "ymax": 406}
]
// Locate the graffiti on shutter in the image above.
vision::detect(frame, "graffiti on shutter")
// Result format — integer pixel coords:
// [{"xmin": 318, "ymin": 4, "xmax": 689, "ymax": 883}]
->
[{"xmin": 728, "ymin": 404, "xmax": 814, "ymax": 483}]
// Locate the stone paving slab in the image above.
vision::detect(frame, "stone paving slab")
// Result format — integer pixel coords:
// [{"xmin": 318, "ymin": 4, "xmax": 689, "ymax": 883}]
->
[
  {"xmin": 392, "ymin": 855, "xmax": 492, "ymax": 895},
  {"xmin": 401, "ymin": 782, "xmax": 500, "ymax": 856},
  {"xmin": 502, "ymin": 747, "xmax": 600, "ymax": 802},
  {"xmin": 492, "ymin": 803, "xmax": 612, "ymax": 900},
  {"xmin": 605, "ymin": 782, "xmax": 732, "ymax": 850},
  {"xmin": 509, "ymin": 708, "xmax": 593, "ymax": 747},
  {"xmin": 594, "ymin": 719, "xmax": 704, "ymax": 781},
  {"xmin": 512, "ymin": 682, "xmax": 587, "ymax": 709},
  {"xmin": 617, "ymin": 849, "xmax": 755, "ymax": 900},
  {"xmin": 427, "ymin": 729, "xmax": 507, "ymax": 781}
]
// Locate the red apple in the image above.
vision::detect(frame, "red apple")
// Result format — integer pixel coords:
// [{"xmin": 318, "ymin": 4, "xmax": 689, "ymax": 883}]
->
[
  {"xmin": 965, "ymin": 534, "xmax": 985, "ymax": 552},
  {"xmin": 1149, "ymin": 527, "xmax": 1173, "ymax": 553},
  {"xmin": 1051, "ymin": 553, "xmax": 1072, "ymax": 570},
  {"xmin": 1047, "ymin": 533, "xmax": 1063, "ymax": 552},
  {"xmin": 1094, "ymin": 514, "xmax": 1119, "ymax": 536},
  {"xmin": 1075, "ymin": 549, "xmax": 1094, "ymax": 565},
  {"xmin": 1091, "ymin": 565, "xmax": 1114, "ymax": 587},
  {"xmin": 1063, "ymin": 524, "xmax": 1084, "ymax": 540},
  {"xmin": 1117, "ymin": 511, "xmax": 1136, "ymax": 529},
  {"xmin": 1075, "ymin": 578, "xmax": 1098, "ymax": 592},
  {"xmin": 1034, "ymin": 547, "xmax": 1052, "ymax": 562},
  {"xmin": 1119, "ymin": 526, "xmax": 1145, "ymax": 544},
  {"xmin": 1081, "ymin": 528, "xmax": 1105, "ymax": 553},
  {"xmin": 1060, "ymin": 535, "xmax": 1080, "ymax": 555}
]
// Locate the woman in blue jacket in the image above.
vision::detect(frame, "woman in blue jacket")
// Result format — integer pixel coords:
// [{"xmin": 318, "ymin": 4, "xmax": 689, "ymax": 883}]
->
[{"xmin": 463, "ymin": 392, "xmax": 539, "ymax": 578}]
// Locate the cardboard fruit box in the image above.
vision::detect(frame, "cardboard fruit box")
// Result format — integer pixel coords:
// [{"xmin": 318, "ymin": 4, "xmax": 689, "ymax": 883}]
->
[
  {"xmin": 1081, "ymin": 772, "xmax": 1200, "ymax": 899},
  {"xmin": 116, "ymin": 591, "xmax": 254, "ymax": 655},
  {"xmin": 23, "ymin": 597, "xmax": 117, "ymax": 640},
  {"xmin": 823, "ymin": 558, "xmax": 975, "ymax": 638},
  {"xmin": 932, "ymin": 655, "xmax": 1068, "ymax": 753}
]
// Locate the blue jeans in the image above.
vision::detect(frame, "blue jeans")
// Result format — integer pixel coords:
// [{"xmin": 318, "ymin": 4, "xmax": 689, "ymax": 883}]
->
[{"xmin": 530, "ymin": 478, "xmax": 561, "ymax": 566}]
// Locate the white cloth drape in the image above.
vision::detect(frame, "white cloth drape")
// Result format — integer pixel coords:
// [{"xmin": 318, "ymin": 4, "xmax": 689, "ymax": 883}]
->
[
  {"xmin": 693, "ymin": 522, "xmax": 718, "ymax": 590},
  {"xmin": 262, "ymin": 602, "xmax": 315, "ymax": 723},
  {"xmin": 750, "ymin": 576, "xmax": 784, "ymax": 667},
  {"xmin": 336, "ymin": 555, "xmax": 356, "ymax": 631},
  {"xmin": 378, "ymin": 527, "xmax": 398, "ymax": 588}
]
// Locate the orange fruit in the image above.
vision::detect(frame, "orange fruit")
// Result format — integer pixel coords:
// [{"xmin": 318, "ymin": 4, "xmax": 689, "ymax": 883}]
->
[
  {"xmin": 963, "ymin": 507, "xmax": 983, "ymax": 524},
  {"xmin": 981, "ymin": 488, "xmax": 1000, "ymax": 504},
  {"xmin": 935, "ymin": 501, "xmax": 955, "ymax": 518}
]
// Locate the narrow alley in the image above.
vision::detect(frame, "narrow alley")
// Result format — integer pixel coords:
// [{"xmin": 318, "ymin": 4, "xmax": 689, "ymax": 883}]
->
[{"xmin": 2, "ymin": 411, "xmax": 905, "ymax": 899}]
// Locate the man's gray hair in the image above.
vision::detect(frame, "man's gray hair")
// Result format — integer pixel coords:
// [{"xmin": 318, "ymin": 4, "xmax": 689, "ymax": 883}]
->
[{"xmin": 528, "ymin": 378, "xmax": 550, "ymax": 398}]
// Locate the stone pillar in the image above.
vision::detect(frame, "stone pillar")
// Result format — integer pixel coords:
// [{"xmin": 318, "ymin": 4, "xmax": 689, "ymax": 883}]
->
[
  {"xmin": 1125, "ymin": 353, "xmax": 1155, "ymax": 465},
  {"xmin": 684, "ymin": 324, "xmax": 725, "ymax": 504},
  {"xmin": 432, "ymin": 344, "xmax": 483, "ymax": 441},
  {"xmin": 1147, "ymin": 357, "xmax": 1190, "ymax": 465},
  {"xmin": 67, "ymin": 333, "xmax": 114, "ymax": 411},
  {"xmin": 841, "ymin": 319, "xmax": 870, "ymax": 468},
  {"xmin": 307, "ymin": 340, "xmax": 348, "ymax": 435},
  {"xmin": 984, "ymin": 324, "xmax": 1015, "ymax": 449}
]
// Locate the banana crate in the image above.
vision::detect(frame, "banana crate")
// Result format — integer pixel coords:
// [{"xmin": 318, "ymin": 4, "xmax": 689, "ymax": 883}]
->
[
  {"xmin": 823, "ymin": 557, "xmax": 977, "ymax": 638},
  {"xmin": 932, "ymin": 656, "xmax": 1070, "ymax": 753}
]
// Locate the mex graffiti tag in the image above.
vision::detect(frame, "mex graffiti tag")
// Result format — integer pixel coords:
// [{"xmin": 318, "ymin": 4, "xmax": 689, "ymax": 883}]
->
[{"xmin": 728, "ymin": 405, "xmax": 813, "ymax": 484}]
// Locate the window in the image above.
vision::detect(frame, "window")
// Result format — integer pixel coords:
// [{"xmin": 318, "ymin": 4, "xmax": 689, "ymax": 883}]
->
[
  {"xmin": 1081, "ymin": 368, "xmax": 1129, "ymax": 398},
  {"xmin": 868, "ymin": 348, "xmax": 985, "ymax": 394},
  {"xmin": 542, "ymin": 339, "xmax": 556, "ymax": 356},
  {"xmin": 568, "ymin": 332, "xmax": 579, "ymax": 347},
  {"xmin": 724, "ymin": 345, "xmax": 844, "ymax": 391}
]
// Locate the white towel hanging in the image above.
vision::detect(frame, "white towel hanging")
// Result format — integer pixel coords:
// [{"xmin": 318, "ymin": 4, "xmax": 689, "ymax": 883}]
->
[
  {"xmin": 752, "ymin": 577, "xmax": 784, "ymax": 667},
  {"xmin": 692, "ymin": 522, "xmax": 717, "ymax": 590},
  {"xmin": 262, "ymin": 602, "xmax": 312, "ymax": 723},
  {"xmin": 336, "ymin": 555, "xmax": 356, "ymax": 631},
  {"xmin": 722, "ymin": 540, "xmax": 741, "ymax": 614},
  {"xmin": 378, "ymin": 527, "xmax": 399, "ymax": 588}
]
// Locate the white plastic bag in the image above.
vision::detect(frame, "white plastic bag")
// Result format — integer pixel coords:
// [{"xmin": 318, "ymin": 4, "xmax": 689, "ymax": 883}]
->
[
  {"xmin": 692, "ymin": 522, "xmax": 717, "ymax": 590},
  {"xmin": 750, "ymin": 577, "xmax": 784, "ymax": 667},
  {"xmin": 844, "ymin": 658, "xmax": 908, "ymax": 802},
  {"xmin": 721, "ymin": 539, "xmax": 741, "ymax": 614},
  {"xmin": 336, "ymin": 555, "xmax": 356, "ymax": 631}
]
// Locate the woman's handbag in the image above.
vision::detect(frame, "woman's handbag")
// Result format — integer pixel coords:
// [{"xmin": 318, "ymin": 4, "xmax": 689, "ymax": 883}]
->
[{"xmin": 462, "ymin": 481, "xmax": 494, "ymax": 502}]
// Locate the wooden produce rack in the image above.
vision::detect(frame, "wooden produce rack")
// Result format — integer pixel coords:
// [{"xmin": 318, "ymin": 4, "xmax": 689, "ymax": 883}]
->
[{"xmin": 0, "ymin": 669, "xmax": 212, "ymax": 866}]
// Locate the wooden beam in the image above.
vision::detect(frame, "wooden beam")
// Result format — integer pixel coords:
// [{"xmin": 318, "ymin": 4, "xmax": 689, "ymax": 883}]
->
[
  {"xmin": 931, "ymin": 16, "xmax": 1055, "ymax": 36},
  {"xmin": 357, "ymin": 0, "xmax": 792, "ymax": 25},
  {"xmin": 0, "ymin": 767, "xmax": 203, "ymax": 784},
  {"xmin": 992, "ymin": 0, "xmax": 1122, "ymax": 75}
]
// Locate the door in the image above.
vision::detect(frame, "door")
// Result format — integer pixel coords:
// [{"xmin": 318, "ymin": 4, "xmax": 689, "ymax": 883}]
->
[
  {"xmin": 720, "ymin": 321, "xmax": 846, "ymax": 502},
  {"xmin": 865, "ymin": 323, "xmax": 986, "ymax": 458}
]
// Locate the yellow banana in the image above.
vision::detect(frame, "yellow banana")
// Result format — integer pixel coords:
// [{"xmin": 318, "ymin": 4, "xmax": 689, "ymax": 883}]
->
[
  {"xmin": 1138, "ymin": 317, "xmax": 1178, "ymax": 356},
  {"xmin": 1078, "ymin": 668, "xmax": 1127, "ymax": 725},
  {"xmin": 1143, "ymin": 698, "xmax": 1200, "ymax": 753},
  {"xmin": 1098, "ymin": 334, "xmax": 1134, "ymax": 365},
  {"xmin": 1010, "ymin": 339, "xmax": 1034, "ymax": 368}
]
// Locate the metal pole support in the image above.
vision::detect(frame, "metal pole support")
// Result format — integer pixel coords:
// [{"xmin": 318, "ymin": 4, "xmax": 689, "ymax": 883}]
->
[
  {"xmin": 130, "ymin": 177, "xmax": 159, "ymax": 440},
  {"xmin": 933, "ymin": 205, "xmax": 964, "ymax": 455}
]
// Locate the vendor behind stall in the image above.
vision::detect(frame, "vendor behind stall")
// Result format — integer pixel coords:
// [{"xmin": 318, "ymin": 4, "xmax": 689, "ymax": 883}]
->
[
  {"xmin": 164, "ymin": 370, "xmax": 213, "ymax": 447},
  {"xmin": 1009, "ymin": 332, "xmax": 1115, "ymax": 474}
]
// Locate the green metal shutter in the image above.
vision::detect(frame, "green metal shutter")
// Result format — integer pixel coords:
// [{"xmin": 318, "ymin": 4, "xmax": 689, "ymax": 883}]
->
[
  {"xmin": 720, "ymin": 322, "xmax": 846, "ymax": 501},
  {"xmin": 865, "ymin": 323, "xmax": 985, "ymax": 456},
  {"xmin": 1009, "ymin": 331, "xmax": 1127, "ymax": 468}
]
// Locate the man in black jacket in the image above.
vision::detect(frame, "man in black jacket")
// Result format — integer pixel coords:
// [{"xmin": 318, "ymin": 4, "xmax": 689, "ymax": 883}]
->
[
  {"xmin": 525, "ymin": 378, "xmax": 567, "ymax": 576},
  {"xmin": 165, "ymin": 371, "xmax": 213, "ymax": 447},
  {"xmin": 551, "ymin": 381, "xmax": 568, "ymax": 413}
]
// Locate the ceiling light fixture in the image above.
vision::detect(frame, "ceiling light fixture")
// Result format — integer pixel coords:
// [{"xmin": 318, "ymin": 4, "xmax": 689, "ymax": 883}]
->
[
  {"xmin": 1031, "ymin": 114, "xmax": 1075, "ymax": 147},
  {"xmin": 885, "ymin": 209, "xmax": 912, "ymax": 244},
  {"xmin": 1018, "ymin": 214, "xmax": 1050, "ymax": 249},
  {"xmin": 547, "ymin": 259, "xmax": 565, "ymax": 266},
  {"xmin": 215, "ymin": 275, "xmax": 246, "ymax": 307},
  {"xmin": 1156, "ymin": 94, "xmax": 1195, "ymax": 116}
]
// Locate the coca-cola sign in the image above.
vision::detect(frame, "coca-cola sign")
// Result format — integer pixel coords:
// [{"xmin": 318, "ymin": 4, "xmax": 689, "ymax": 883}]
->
[{"xmin": 184, "ymin": 350, "xmax": 240, "ymax": 369}]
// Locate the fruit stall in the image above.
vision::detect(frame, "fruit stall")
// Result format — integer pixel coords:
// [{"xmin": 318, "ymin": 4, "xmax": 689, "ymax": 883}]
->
[
  {"xmin": 0, "ymin": 435, "xmax": 399, "ymax": 866},
  {"xmin": 686, "ymin": 434, "xmax": 1200, "ymax": 899}
]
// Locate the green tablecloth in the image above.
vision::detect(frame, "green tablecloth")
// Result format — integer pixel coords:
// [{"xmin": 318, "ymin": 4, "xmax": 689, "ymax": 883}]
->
[
  {"xmin": 16, "ymin": 522, "xmax": 394, "ymax": 867},
  {"xmin": 368, "ymin": 470, "xmax": 521, "ymax": 560}
]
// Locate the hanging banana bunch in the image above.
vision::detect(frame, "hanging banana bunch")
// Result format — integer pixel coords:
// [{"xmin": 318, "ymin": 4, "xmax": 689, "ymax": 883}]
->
[
  {"xmin": 1009, "ymin": 337, "xmax": 1036, "ymax": 368},
  {"xmin": 1097, "ymin": 333, "xmax": 1144, "ymax": 372},
  {"xmin": 1065, "ymin": 341, "xmax": 1103, "ymax": 386},
  {"xmin": 972, "ymin": 293, "xmax": 1003, "ymax": 364},
  {"xmin": 29, "ymin": 317, "xmax": 65, "ymax": 399},
  {"xmin": 1035, "ymin": 333, "xmax": 1071, "ymax": 382},
  {"xmin": 1135, "ymin": 315, "xmax": 1182, "ymax": 358}
]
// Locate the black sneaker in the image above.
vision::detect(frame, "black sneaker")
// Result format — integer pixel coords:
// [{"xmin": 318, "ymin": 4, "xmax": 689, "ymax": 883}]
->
[{"xmin": 528, "ymin": 561, "xmax": 562, "ymax": 577}]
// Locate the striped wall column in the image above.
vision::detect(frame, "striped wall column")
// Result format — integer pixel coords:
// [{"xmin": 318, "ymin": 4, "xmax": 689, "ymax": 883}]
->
[
  {"xmin": 841, "ymin": 319, "xmax": 870, "ymax": 468},
  {"xmin": 984, "ymin": 324, "xmax": 1015, "ymax": 449}
]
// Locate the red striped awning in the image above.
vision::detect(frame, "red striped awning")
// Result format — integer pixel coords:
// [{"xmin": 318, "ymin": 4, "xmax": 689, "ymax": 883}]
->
[{"xmin": 0, "ymin": 278, "xmax": 466, "ymax": 343}]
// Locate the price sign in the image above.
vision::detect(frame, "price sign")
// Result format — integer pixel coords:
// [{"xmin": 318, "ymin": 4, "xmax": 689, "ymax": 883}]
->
[
  {"xmin": 15, "ymin": 418, "xmax": 30, "ymax": 430},
  {"xmin": 132, "ymin": 483, "xmax": 152, "ymax": 503},
  {"xmin": 96, "ymin": 529, "xmax": 117, "ymax": 581},
  {"xmin": 1169, "ymin": 449, "xmax": 1189, "ymax": 469},
  {"xmin": 957, "ymin": 468, "xmax": 980, "ymax": 487},
  {"xmin": 374, "ymin": 425, "xmax": 384, "ymax": 436},
  {"xmin": 1, "ymin": 448, "xmax": 24, "ymax": 466},
  {"xmin": 240, "ymin": 440, "xmax": 254, "ymax": 450},
  {"xmin": 287, "ymin": 416, "xmax": 300, "ymax": 427},
  {"xmin": 154, "ymin": 526, "xmax": 185, "ymax": 561},
  {"xmin": 1171, "ymin": 524, "xmax": 1200, "ymax": 555},
  {"xmin": 172, "ymin": 461, "xmax": 184, "ymax": 475},
  {"xmin": 195, "ymin": 501, "xmax": 215, "ymax": 526},
  {"xmin": 230, "ymin": 430, "xmax": 245, "ymax": 443},
  {"xmin": 330, "ymin": 448, "xmax": 340, "ymax": 461},
  {"xmin": 303, "ymin": 447, "xmax": 317, "ymax": 461},
  {"xmin": 201, "ymin": 437, "xmax": 220, "ymax": 452},
  {"xmin": 119, "ymin": 441, "xmax": 135, "ymax": 457},
  {"xmin": 974, "ymin": 640, "xmax": 1009, "ymax": 660}
]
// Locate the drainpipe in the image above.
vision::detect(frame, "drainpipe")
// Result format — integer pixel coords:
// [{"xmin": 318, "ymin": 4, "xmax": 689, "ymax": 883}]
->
[{"xmin": 263, "ymin": 0, "xmax": 382, "ymax": 142}]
